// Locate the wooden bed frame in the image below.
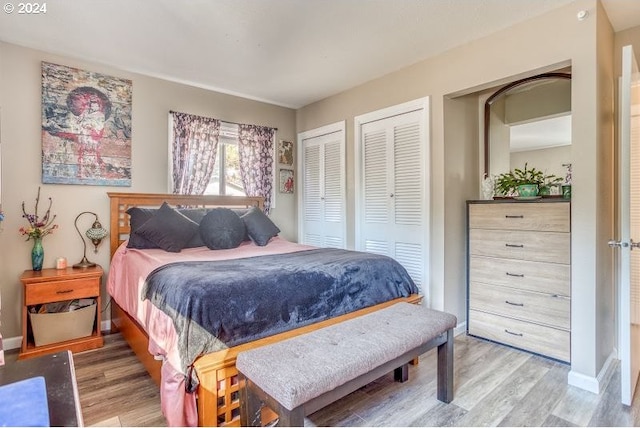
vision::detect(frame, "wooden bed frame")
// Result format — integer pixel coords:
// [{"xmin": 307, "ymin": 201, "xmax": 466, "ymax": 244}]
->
[{"xmin": 107, "ymin": 192, "xmax": 422, "ymax": 426}]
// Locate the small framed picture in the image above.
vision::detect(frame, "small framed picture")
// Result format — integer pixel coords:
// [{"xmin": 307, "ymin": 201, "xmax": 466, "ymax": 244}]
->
[
  {"xmin": 278, "ymin": 140, "xmax": 294, "ymax": 166},
  {"xmin": 279, "ymin": 169, "xmax": 294, "ymax": 194}
]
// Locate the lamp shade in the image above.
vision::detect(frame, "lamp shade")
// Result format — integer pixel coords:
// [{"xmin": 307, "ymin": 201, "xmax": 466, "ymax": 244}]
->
[{"xmin": 86, "ymin": 220, "xmax": 108, "ymax": 251}]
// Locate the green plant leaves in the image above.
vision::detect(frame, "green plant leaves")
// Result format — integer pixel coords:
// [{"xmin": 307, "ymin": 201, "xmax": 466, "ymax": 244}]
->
[{"xmin": 495, "ymin": 163, "xmax": 561, "ymax": 196}]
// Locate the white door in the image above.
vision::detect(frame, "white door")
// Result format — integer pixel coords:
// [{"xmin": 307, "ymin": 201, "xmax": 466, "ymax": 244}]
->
[
  {"xmin": 614, "ymin": 44, "xmax": 640, "ymax": 406},
  {"xmin": 298, "ymin": 122, "xmax": 346, "ymax": 248},
  {"xmin": 355, "ymin": 100, "xmax": 429, "ymax": 295}
]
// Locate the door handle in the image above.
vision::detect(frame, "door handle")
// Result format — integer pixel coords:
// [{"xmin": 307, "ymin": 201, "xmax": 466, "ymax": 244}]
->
[
  {"xmin": 608, "ymin": 239, "xmax": 629, "ymax": 248},
  {"xmin": 631, "ymin": 239, "xmax": 640, "ymax": 250}
]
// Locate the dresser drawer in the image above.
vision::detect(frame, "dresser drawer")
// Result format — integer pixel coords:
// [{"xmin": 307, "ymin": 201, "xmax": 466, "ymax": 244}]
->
[
  {"xmin": 470, "ymin": 256, "xmax": 570, "ymax": 296},
  {"xmin": 25, "ymin": 277, "xmax": 99, "ymax": 305},
  {"xmin": 468, "ymin": 309, "xmax": 570, "ymax": 362},
  {"xmin": 469, "ymin": 202, "xmax": 570, "ymax": 232},
  {"xmin": 469, "ymin": 229, "xmax": 570, "ymax": 264},
  {"xmin": 469, "ymin": 282, "xmax": 570, "ymax": 329}
]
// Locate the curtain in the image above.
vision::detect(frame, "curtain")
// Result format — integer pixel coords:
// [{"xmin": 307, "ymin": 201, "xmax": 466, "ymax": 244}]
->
[
  {"xmin": 238, "ymin": 124, "xmax": 276, "ymax": 213},
  {"xmin": 171, "ymin": 112, "xmax": 220, "ymax": 195}
]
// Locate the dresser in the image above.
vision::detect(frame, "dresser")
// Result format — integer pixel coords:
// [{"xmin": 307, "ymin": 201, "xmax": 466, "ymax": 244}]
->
[{"xmin": 467, "ymin": 200, "xmax": 571, "ymax": 362}]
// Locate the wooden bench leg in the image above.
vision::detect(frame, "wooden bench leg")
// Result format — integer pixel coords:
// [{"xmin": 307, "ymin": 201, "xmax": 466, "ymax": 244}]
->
[
  {"xmin": 240, "ymin": 375, "xmax": 264, "ymax": 427},
  {"xmin": 276, "ymin": 406, "xmax": 304, "ymax": 427},
  {"xmin": 394, "ymin": 363, "xmax": 409, "ymax": 382},
  {"xmin": 437, "ymin": 328, "xmax": 454, "ymax": 403}
]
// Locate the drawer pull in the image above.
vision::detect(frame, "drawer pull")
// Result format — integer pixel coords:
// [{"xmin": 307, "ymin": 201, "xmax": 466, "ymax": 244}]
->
[
  {"xmin": 504, "ymin": 329, "xmax": 523, "ymax": 337},
  {"xmin": 506, "ymin": 272, "xmax": 524, "ymax": 278},
  {"xmin": 56, "ymin": 289, "xmax": 74, "ymax": 294},
  {"xmin": 505, "ymin": 243, "xmax": 524, "ymax": 248},
  {"xmin": 505, "ymin": 215, "xmax": 524, "ymax": 219},
  {"xmin": 505, "ymin": 300, "xmax": 524, "ymax": 307}
]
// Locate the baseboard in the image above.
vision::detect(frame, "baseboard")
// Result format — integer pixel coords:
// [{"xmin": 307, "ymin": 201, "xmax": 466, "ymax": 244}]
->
[
  {"xmin": 568, "ymin": 351, "xmax": 617, "ymax": 394},
  {"xmin": 454, "ymin": 321, "xmax": 467, "ymax": 337},
  {"xmin": 597, "ymin": 351, "xmax": 618, "ymax": 389},
  {"xmin": 2, "ymin": 336, "xmax": 22, "ymax": 351}
]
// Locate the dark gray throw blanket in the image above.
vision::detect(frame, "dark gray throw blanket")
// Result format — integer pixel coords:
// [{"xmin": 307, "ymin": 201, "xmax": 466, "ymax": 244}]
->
[{"xmin": 142, "ymin": 248, "xmax": 418, "ymax": 390}]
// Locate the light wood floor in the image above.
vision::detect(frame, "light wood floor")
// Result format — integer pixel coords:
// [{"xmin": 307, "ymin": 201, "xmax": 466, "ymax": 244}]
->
[{"xmin": 8, "ymin": 332, "xmax": 640, "ymax": 426}]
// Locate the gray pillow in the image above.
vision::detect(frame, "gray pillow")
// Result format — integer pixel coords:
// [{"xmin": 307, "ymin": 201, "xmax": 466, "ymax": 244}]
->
[
  {"xmin": 199, "ymin": 208, "xmax": 246, "ymax": 250},
  {"xmin": 127, "ymin": 207, "xmax": 207, "ymax": 249},
  {"xmin": 241, "ymin": 207, "xmax": 280, "ymax": 246},
  {"xmin": 126, "ymin": 207, "xmax": 160, "ymax": 249},
  {"xmin": 135, "ymin": 202, "xmax": 199, "ymax": 252}
]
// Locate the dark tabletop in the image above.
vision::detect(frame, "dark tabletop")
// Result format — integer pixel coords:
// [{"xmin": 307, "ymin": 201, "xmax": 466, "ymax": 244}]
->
[{"xmin": 0, "ymin": 351, "xmax": 82, "ymax": 427}]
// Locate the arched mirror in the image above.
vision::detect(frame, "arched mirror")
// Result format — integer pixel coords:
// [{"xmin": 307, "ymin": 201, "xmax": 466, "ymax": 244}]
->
[{"xmin": 484, "ymin": 72, "xmax": 572, "ymax": 182}]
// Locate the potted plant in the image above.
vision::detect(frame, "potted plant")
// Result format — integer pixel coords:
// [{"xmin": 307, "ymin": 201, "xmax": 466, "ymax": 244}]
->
[
  {"xmin": 495, "ymin": 164, "xmax": 561, "ymax": 198},
  {"xmin": 539, "ymin": 174, "xmax": 564, "ymax": 196}
]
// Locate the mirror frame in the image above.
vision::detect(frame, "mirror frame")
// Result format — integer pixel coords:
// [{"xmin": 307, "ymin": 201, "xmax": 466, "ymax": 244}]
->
[{"xmin": 483, "ymin": 72, "xmax": 572, "ymax": 177}]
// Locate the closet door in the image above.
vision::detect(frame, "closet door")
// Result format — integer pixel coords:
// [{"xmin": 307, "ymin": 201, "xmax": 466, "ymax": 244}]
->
[
  {"xmin": 298, "ymin": 123, "xmax": 346, "ymax": 248},
  {"xmin": 357, "ymin": 106, "xmax": 428, "ymax": 293}
]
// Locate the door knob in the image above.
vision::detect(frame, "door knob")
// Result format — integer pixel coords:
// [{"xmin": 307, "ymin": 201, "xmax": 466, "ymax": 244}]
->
[
  {"xmin": 608, "ymin": 239, "xmax": 629, "ymax": 248},
  {"xmin": 631, "ymin": 239, "xmax": 640, "ymax": 250}
]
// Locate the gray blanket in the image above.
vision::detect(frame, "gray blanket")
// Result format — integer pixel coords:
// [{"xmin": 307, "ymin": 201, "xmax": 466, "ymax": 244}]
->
[{"xmin": 142, "ymin": 248, "xmax": 418, "ymax": 390}]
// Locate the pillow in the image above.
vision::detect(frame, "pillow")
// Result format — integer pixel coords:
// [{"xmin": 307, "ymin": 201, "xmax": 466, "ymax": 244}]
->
[
  {"xmin": 232, "ymin": 209, "xmax": 250, "ymax": 241},
  {"xmin": 180, "ymin": 209, "xmax": 208, "ymax": 247},
  {"xmin": 127, "ymin": 207, "xmax": 208, "ymax": 249},
  {"xmin": 126, "ymin": 207, "xmax": 158, "ymax": 249},
  {"xmin": 199, "ymin": 208, "xmax": 246, "ymax": 250},
  {"xmin": 241, "ymin": 206, "xmax": 280, "ymax": 246},
  {"xmin": 135, "ymin": 202, "xmax": 199, "ymax": 252}
]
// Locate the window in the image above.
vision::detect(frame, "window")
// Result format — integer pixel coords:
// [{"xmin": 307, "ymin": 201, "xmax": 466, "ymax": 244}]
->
[{"xmin": 205, "ymin": 123, "xmax": 246, "ymax": 196}]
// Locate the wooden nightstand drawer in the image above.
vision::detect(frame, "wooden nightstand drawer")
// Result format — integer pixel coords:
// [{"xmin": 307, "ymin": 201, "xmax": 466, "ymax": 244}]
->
[{"xmin": 25, "ymin": 277, "xmax": 99, "ymax": 306}]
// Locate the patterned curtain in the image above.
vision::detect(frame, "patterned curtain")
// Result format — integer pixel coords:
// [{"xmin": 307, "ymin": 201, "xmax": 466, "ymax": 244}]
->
[
  {"xmin": 238, "ymin": 124, "xmax": 276, "ymax": 213},
  {"xmin": 171, "ymin": 112, "xmax": 220, "ymax": 195}
]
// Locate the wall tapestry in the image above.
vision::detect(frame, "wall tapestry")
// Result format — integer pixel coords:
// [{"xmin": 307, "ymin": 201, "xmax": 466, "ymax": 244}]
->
[{"xmin": 41, "ymin": 62, "xmax": 132, "ymax": 186}]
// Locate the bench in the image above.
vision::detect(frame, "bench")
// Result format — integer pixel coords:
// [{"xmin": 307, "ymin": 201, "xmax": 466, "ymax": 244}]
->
[{"xmin": 236, "ymin": 302, "xmax": 457, "ymax": 426}]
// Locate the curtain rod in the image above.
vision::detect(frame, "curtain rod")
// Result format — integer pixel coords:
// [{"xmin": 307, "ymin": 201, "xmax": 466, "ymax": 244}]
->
[{"xmin": 169, "ymin": 110, "xmax": 278, "ymax": 131}]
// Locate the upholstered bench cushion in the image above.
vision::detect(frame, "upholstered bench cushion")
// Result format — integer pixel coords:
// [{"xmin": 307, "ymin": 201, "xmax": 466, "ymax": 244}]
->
[{"xmin": 236, "ymin": 302, "xmax": 456, "ymax": 410}]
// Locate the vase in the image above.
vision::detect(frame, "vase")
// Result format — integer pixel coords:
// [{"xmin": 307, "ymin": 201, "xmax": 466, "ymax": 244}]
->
[
  {"xmin": 31, "ymin": 237, "xmax": 44, "ymax": 271},
  {"xmin": 517, "ymin": 184, "xmax": 539, "ymax": 198},
  {"xmin": 539, "ymin": 186, "xmax": 551, "ymax": 196}
]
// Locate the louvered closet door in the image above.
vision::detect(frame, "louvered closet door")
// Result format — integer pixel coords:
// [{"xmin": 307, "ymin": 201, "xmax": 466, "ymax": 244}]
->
[
  {"xmin": 360, "ymin": 109, "xmax": 425, "ymax": 290},
  {"xmin": 301, "ymin": 130, "xmax": 346, "ymax": 248}
]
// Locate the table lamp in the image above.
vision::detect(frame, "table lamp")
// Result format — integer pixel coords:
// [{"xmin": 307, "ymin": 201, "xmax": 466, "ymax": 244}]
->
[{"xmin": 73, "ymin": 211, "xmax": 108, "ymax": 269}]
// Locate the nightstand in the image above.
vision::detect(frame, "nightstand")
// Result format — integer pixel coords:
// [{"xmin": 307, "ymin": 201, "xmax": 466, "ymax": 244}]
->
[{"xmin": 19, "ymin": 266, "xmax": 104, "ymax": 359}]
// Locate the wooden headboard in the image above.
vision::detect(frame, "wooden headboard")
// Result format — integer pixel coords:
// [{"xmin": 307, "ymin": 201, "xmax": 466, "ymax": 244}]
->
[{"xmin": 107, "ymin": 192, "xmax": 264, "ymax": 258}]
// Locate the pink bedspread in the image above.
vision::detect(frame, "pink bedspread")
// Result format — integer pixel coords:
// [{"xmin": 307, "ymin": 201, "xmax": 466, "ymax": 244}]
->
[{"xmin": 107, "ymin": 237, "xmax": 313, "ymax": 426}]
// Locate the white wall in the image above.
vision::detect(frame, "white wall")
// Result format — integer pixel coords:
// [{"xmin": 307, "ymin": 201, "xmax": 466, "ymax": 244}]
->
[{"xmin": 511, "ymin": 145, "xmax": 572, "ymax": 181}]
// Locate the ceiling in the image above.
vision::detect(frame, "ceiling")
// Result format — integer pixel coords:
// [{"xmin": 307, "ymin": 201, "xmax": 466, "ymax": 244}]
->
[{"xmin": 0, "ymin": 0, "xmax": 639, "ymax": 109}]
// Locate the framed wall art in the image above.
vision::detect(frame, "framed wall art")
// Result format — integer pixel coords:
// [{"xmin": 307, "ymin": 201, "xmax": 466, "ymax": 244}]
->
[
  {"xmin": 278, "ymin": 140, "xmax": 293, "ymax": 166},
  {"xmin": 279, "ymin": 168, "xmax": 294, "ymax": 194},
  {"xmin": 41, "ymin": 62, "xmax": 132, "ymax": 186}
]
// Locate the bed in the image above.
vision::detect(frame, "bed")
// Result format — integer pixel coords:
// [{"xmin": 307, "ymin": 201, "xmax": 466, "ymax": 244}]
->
[{"xmin": 106, "ymin": 192, "xmax": 422, "ymax": 427}]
